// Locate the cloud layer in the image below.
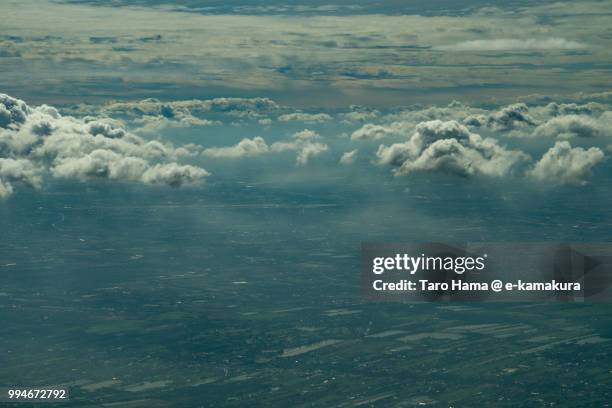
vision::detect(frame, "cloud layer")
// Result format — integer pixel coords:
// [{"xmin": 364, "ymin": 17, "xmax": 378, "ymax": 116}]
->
[
  {"xmin": 3, "ymin": 0, "xmax": 612, "ymax": 105},
  {"xmin": 0, "ymin": 93, "xmax": 209, "ymax": 198},
  {"xmin": 435, "ymin": 38, "xmax": 587, "ymax": 51},
  {"xmin": 2, "ymin": 91, "xmax": 611, "ymax": 198}
]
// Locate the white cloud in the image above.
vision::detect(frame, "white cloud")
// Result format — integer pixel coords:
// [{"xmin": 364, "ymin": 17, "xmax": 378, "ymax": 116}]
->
[
  {"xmin": 270, "ymin": 131, "xmax": 328, "ymax": 165},
  {"xmin": 484, "ymin": 103, "xmax": 536, "ymax": 130},
  {"xmin": 341, "ymin": 110, "xmax": 379, "ymax": 122},
  {"xmin": 532, "ymin": 114, "xmax": 604, "ymax": 139},
  {"xmin": 141, "ymin": 163, "xmax": 210, "ymax": 187},
  {"xmin": 529, "ymin": 141, "xmax": 605, "ymax": 185},
  {"xmin": 202, "ymin": 137, "xmax": 269, "ymax": 158},
  {"xmin": 0, "ymin": 93, "xmax": 209, "ymax": 198},
  {"xmin": 435, "ymin": 38, "xmax": 587, "ymax": 51},
  {"xmin": 4, "ymin": 0, "xmax": 611, "ymax": 105},
  {"xmin": 376, "ymin": 142, "xmax": 414, "ymax": 167},
  {"xmin": 339, "ymin": 149, "xmax": 358, "ymax": 165},
  {"xmin": 291, "ymin": 129, "xmax": 321, "ymax": 141},
  {"xmin": 0, "ymin": 94, "xmax": 30, "ymax": 128},
  {"xmin": 200, "ymin": 129, "xmax": 327, "ymax": 165},
  {"xmin": 98, "ymin": 98, "xmax": 279, "ymax": 118},
  {"xmin": 0, "ymin": 158, "xmax": 42, "ymax": 189},
  {"xmin": 277, "ymin": 113, "xmax": 332, "ymax": 123},
  {"xmin": 352, "ymin": 102, "xmax": 492, "ymax": 141},
  {"xmin": 351, "ymin": 122, "xmax": 412, "ymax": 141},
  {"xmin": 133, "ymin": 114, "xmax": 216, "ymax": 134},
  {"xmin": 296, "ymin": 143, "xmax": 328, "ymax": 166},
  {"xmin": 376, "ymin": 120, "xmax": 530, "ymax": 177},
  {"xmin": 0, "ymin": 179, "xmax": 12, "ymax": 198},
  {"xmin": 545, "ymin": 102, "xmax": 607, "ymax": 117}
]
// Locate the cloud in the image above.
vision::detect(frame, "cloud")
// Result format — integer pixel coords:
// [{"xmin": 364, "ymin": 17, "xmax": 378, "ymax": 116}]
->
[
  {"xmin": 62, "ymin": 97, "xmax": 281, "ymax": 130},
  {"xmin": 51, "ymin": 149, "xmax": 150, "ymax": 182},
  {"xmin": 341, "ymin": 108, "xmax": 379, "ymax": 122},
  {"xmin": 141, "ymin": 163, "xmax": 210, "ymax": 187},
  {"xmin": 0, "ymin": 179, "xmax": 12, "ymax": 198},
  {"xmin": 258, "ymin": 118, "xmax": 272, "ymax": 125},
  {"xmin": 545, "ymin": 102, "xmax": 607, "ymax": 117},
  {"xmin": 0, "ymin": 158, "xmax": 42, "ymax": 191},
  {"xmin": 5, "ymin": 0, "xmax": 612, "ymax": 107},
  {"xmin": 532, "ymin": 115, "xmax": 604, "ymax": 139},
  {"xmin": 98, "ymin": 97, "xmax": 280, "ymax": 118},
  {"xmin": 376, "ymin": 142, "xmax": 414, "ymax": 167},
  {"xmin": 296, "ymin": 143, "xmax": 328, "ymax": 165},
  {"xmin": 339, "ymin": 149, "xmax": 358, "ymax": 165},
  {"xmin": 384, "ymin": 101, "xmax": 485, "ymax": 124},
  {"xmin": 478, "ymin": 103, "xmax": 536, "ymax": 131},
  {"xmin": 200, "ymin": 129, "xmax": 326, "ymax": 165},
  {"xmin": 0, "ymin": 93, "xmax": 209, "ymax": 198},
  {"xmin": 0, "ymin": 93, "xmax": 30, "ymax": 128},
  {"xmin": 376, "ymin": 120, "xmax": 530, "ymax": 177},
  {"xmin": 435, "ymin": 38, "xmax": 587, "ymax": 51},
  {"xmin": 277, "ymin": 113, "xmax": 332, "ymax": 123},
  {"xmin": 354, "ymin": 102, "xmax": 492, "ymax": 141},
  {"xmin": 4, "ymin": 90, "xmax": 610, "ymax": 197},
  {"xmin": 202, "ymin": 137, "xmax": 269, "ymax": 158},
  {"xmin": 351, "ymin": 122, "xmax": 412, "ymax": 141},
  {"xmin": 529, "ymin": 141, "xmax": 605, "ymax": 185},
  {"xmin": 518, "ymin": 91, "xmax": 612, "ymax": 107},
  {"xmin": 351, "ymin": 124, "xmax": 395, "ymax": 141},
  {"xmin": 270, "ymin": 130, "xmax": 328, "ymax": 165},
  {"xmin": 291, "ymin": 129, "xmax": 321, "ymax": 141},
  {"xmin": 132, "ymin": 114, "xmax": 216, "ymax": 133}
]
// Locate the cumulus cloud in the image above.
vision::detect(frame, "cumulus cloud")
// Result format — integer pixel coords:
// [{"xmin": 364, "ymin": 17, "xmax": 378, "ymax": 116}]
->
[
  {"xmin": 296, "ymin": 143, "xmax": 328, "ymax": 165},
  {"xmin": 376, "ymin": 120, "xmax": 530, "ymax": 177},
  {"xmin": 258, "ymin": 118, "xmax": 272, "ymax": 125},
  {"xmin": 202, "ymin": 137, "xmax": 269, "ymax": 158},
  {"xmin": 64, "ymin": 97, "xmax": 280, "ymax": 129},
  {"xmin": 0, "ymin": 94, "xmax": 30, "ymax": 128},
  {"xmin": 0, "ymin": 179, "xmax": 12, "ymax": 198},
  {"xmin": 0, "ymin": 93, "xmax": 209, "ymax": 198},
  {"xmin": 270, "ymin": 129, "xmax": 328, "ymax": 165},
  {"xmin": 51, "ymin": 149, "xmax": 150, "ymax": 181},
  {"xmin": 469, "ymin": 103, "xmax": 537, "ymax": 131},
  {"xmin": 199, "ymin": 129, "xmax": 326, "ymax": 165},
  {"xmin": 341, "ymin": 106, "xmax": 379, "ymax": 123},
  {"xmin": 141, "ymin": 163, "xmax": 210, "ymax": 187},
  {"xmin": 97, "ymin": 97, "xmax": 280, "ymax": 118},
  {"xmin": 352, "ymin": 124, "xmax": 395, "ymax": 141},
  {"xmin": 4, "ymin": 91, "xmax": 608, "ymax": 196},
  {"xmin": 351, "ymin": 122, "xmax": 413, "ymax": 141},
  {"xmin": 132, "ymin": 114, "xmax": 216, "ymax": 133},
  {"xmin": 291, "ymin": 129, "xmax": 321, "ymax": 141},
  {"xmin": 518, "ymin": 91, "xmax": 612, "ymax": 107},
  {"xmin": 0, "ymin": 158, "xmax": 42, "ymax": 190},
  {"xmin": 277, "ymin": 112, "xmax": 332, "ymax": 123},
  {"xmin": 435, "ymin": 38, "xmax": 587, "ymax": 51},
  {"xmin": 353, "ymin": 102, "xmax": 492, "ymax": 141},
  {"xmin": 529, "ymin": 141, "xmax": 605, "ymax": 185},
  {"xmin": 532, "ymin": 115, "xmax": 604, "ymax": 139},
  {"xmin": 342, "ymin": 111, "xmax": 378, "ymax": 122},
  {"xmin": 544, "ymin": 102, "xmax": 607, "ymax": 117},
  {"xmin": 383, "ymin": 102, "xmax": 487, "ymax": 125},
  {"xmin": 339, "ymin": 149, "xmax": 358, "ymax": 165}
]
